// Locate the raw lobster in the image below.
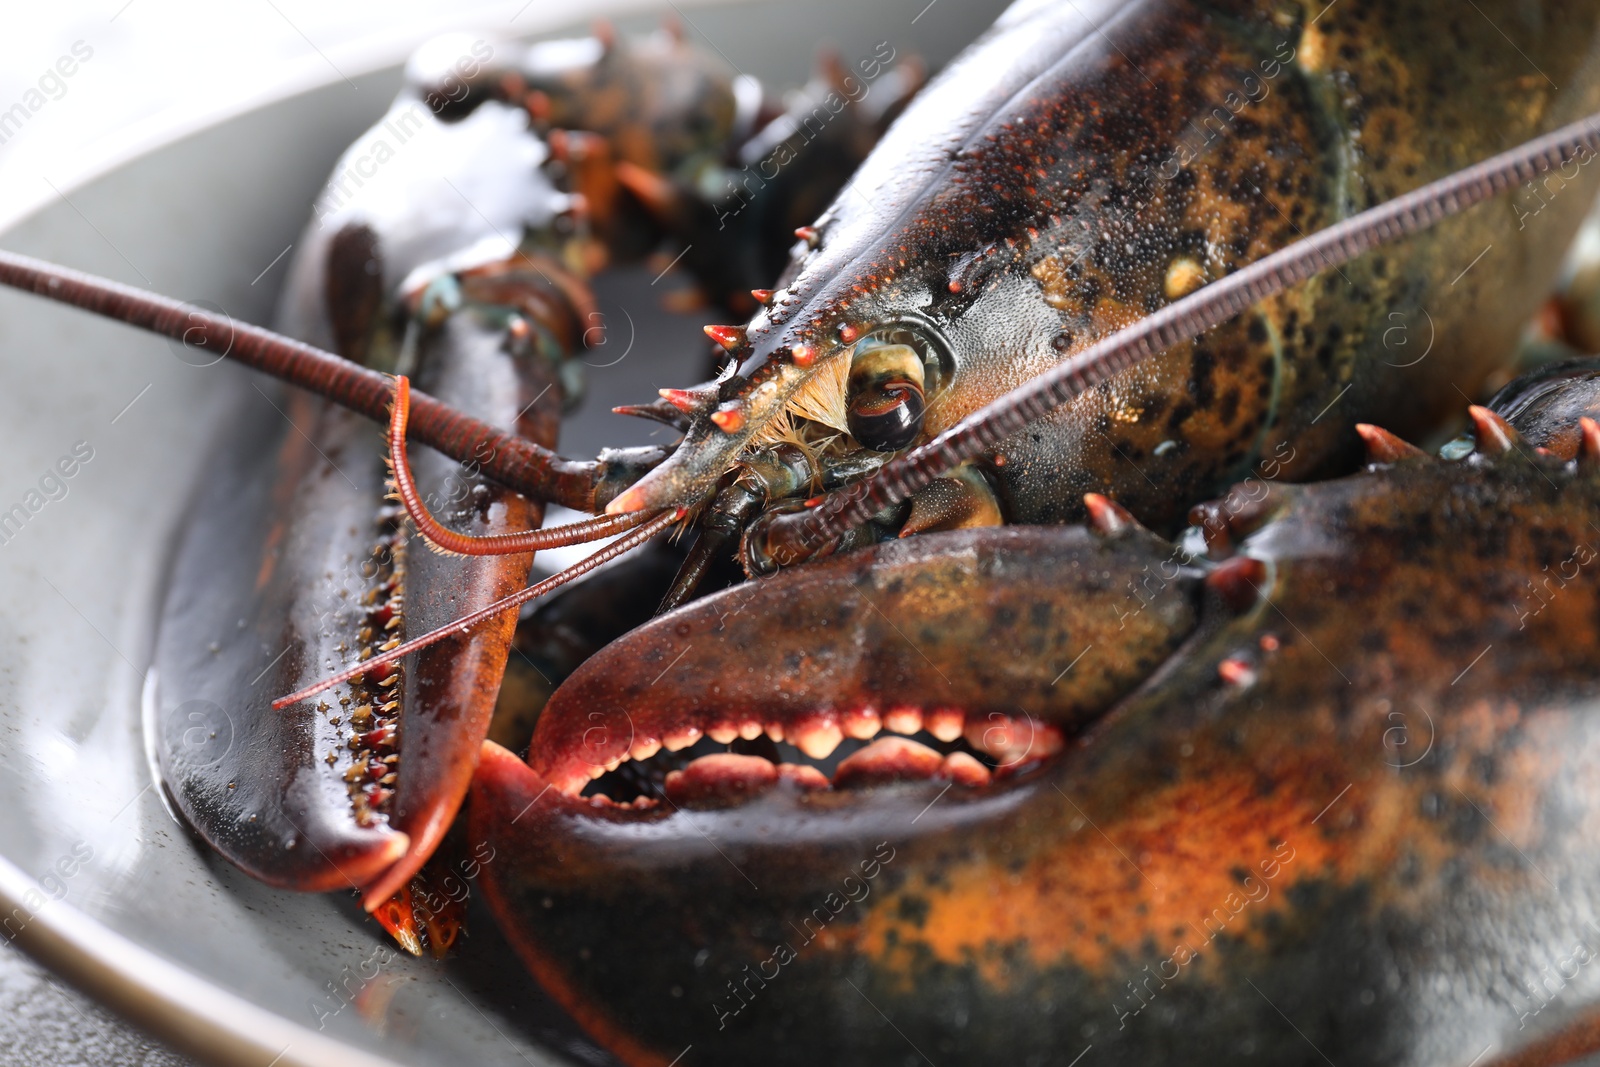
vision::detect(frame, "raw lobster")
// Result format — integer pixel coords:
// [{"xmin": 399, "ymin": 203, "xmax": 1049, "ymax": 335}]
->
[{"xmin": 3, "ymin": 0, "xmax": 1600, "ymax": 1062}]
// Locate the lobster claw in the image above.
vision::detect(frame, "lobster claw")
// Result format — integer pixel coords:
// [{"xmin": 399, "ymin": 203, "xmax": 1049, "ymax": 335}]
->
[
  {"xmin": 155, "ymin": 393, "xmax": 410, "ymax": 890},
  {"xmin": 154, "ymin": 284, "xmax": 559, "ymax": 910},
  {"xmin": 475, "ymin": 432, "xmax": 1600, "ymax": 1067},
  {"xmin": 470, "ymin": 520, "xmax": 1204, "ymax": 1061}
]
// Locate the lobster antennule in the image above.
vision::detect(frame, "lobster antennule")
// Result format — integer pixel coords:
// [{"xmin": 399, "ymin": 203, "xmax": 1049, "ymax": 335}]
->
[
  {"xmin": 271, "ymin": 506, "xmax": 684, "ymax": 709},
  {"xmin": 388, "ymin": 376, "xmax": 655, "ymax": 555},
  {"xmin": 754, "ymin": 108, "xmax": 1600, "ymax": 562}
]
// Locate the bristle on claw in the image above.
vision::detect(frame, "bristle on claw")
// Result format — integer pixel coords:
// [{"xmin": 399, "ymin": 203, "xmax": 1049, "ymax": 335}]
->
[
  {"xmin": 1467, "ymin": 405, "xmax": 1520, "ymax": 454},
  {"xmin": 1355, "ymin": 423, "xmax": 1426, "ymax": 463},
  {"xmin": 1083, "ymin": 493, "xmax": 1137, "ymax": 537},
  {"xmin": 1581, "ymin": 417, "xmax": 1600, "ymax": 465},
  {"xmin": 704, "ymin": 324, "xmax": 747, "ymax": 352}
]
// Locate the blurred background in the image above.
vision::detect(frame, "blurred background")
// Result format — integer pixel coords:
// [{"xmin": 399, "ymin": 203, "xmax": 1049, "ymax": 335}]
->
[{"xmin": 0, "ymin": 2, "xmax": 594, "ymax": 233}]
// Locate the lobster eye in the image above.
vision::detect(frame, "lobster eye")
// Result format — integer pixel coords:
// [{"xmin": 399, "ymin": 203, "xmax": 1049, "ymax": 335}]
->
[{"xmin": 847, "ymin": 336, "xmax": 927, "ymax": 452}]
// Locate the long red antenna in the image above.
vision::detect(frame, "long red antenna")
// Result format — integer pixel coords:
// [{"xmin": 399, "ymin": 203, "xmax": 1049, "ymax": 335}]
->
[
  {"xmin": 387, "ymin": 376, "xmax": 654, "ymax": 554},
  {"xmin": 756, "ymin": 109, "xmax": 1600, "ymax": 563},
  {"xmin": 272, "ymin": 505, "xmax": 684, "ymax": 709},
  {"xmin": 0, "ymin": 250, "xmax": 602, "ymax": 511}
]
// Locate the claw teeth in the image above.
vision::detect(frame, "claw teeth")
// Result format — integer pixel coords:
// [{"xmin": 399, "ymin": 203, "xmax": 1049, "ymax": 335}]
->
[
  {"xmin": 1468, "ymin": 405, "xmax": 1520, "ymax": 454},
  {"xmin": 663, "ymin": 726, "xmax": 702, "ymax": 752},
  {"xmin": 738, "ymin": 720, "xmax": 765, "ymax": 741},
  {"xmin": 966, "ymin": 713, "xmax": 1063, "ymax": 766},
  {"xmin": 925, "ymin": 709, "xmax": 964, "ymax": 743},
  {"xmin": 664, "ymin": 753, "xmax": 777, "ymax": 808},
  {"xmin": 834, "ymin": 736, "xmax": 943, "ymax": 789},
  {"xmin": 708, "ymin": 723, "xmax": 739, "ymax": 744},
  {"xmin": 942, "ymin": 751, "xmax": 992, "ymax": 788},
  {"xmin": 884, "ymin": 708, "xmax": 923, "ymax": 735},
  {"xmin": 792, "ymin": 718, "xmax": 843, "ymax": 760},
  {"xmin": 630, "ymin": 738, "xmax": 662, "ymax": 761},
  {"xmin": 1355, "ymin": 423, "xmax": 1426, "ymax": 463},
  {"xmin": 765, "ymin": 722, "xmax": 786, "ymax": 742},
  {"xmin": 840, "ymin": 707, "xmax": 881, "ymax": 740},
  {"xmin": 777, "ymin": 763, "xmax": 832, "ymax": 790}
]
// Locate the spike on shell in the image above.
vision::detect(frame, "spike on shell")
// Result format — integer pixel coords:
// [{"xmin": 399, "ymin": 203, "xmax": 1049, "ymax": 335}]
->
[
  {"xmin": 659, "ymin": 388, "xmax": 705, "ymax": 413},
  {"xmin": 838, "ymin": 323, "xmax": 860, "ymax": 344},
  {"xmin": 703, "ymin": 324, "xmax": 747, "ymax": 352},
  {"xmin": 795, "ymin": 226, "xmax": 820, "ymax": 249},
  {"xmin": 1581, "ymin": 417, "xmax": 1600, "ymax": 465},
  {"xmin": 1467, "ymin": 405, "xmax": 1519, "ymax": 454},
  {"xmin": 790, "ymin": 344, "xmax": 816, "ymax": 368},
  {"xmin": 710, "ymin": 403, "xmax": 746, "ymax": 433},
  {"xmin": 1206, "ymin": 555, "xmax": 1266, "ymax": 613},
  {"xmin": 1083, "ymin": 493, "xmax": 1137, "ymax": 537},
  {"xmin": 751, "ymin": 289, "xmax": 774, "ymax": 305},
  {"xmin": 1355, "ymin": 423, "xmax": 1426, "ymax": 464}
]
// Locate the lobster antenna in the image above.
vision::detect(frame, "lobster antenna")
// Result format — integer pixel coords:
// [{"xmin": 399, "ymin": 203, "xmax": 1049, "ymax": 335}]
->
[
  {"xmin": 0, "ymin": 250, "xmax": 601, "ymax": 511},
  {"xmin": 387, "ymin": 376, "xmax": 655, "ymax": 554},
  {"xmin": 758, "ymin": 108, "xmax": 1600, "ymax": 562},
  {"xmin": 272, "ymin": 505, "xmax": 685, "ymax": 708}
]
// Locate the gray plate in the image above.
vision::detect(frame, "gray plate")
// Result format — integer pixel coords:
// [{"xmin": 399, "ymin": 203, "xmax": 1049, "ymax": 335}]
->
[{"xmin": 0, "ymin": 2, "xmax": 1006, "ymax": 1065}]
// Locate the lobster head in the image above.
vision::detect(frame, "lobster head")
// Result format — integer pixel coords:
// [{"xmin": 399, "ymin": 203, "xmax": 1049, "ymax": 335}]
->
[{"xmin": 606, "ymin": 0, "xmax": 1087, "ymax": 523}]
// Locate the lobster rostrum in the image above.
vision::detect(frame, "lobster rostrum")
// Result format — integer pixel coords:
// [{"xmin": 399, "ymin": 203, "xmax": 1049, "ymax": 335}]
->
[{"xmin": 4, "ymin": 0, "xmax": 1600, "ymax": 1057}]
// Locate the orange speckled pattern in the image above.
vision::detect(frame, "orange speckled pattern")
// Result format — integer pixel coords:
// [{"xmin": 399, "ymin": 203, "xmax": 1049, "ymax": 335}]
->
[{"xmin": 474, "ymin": 436, "xmax": 1600, "ymax": 1066}]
